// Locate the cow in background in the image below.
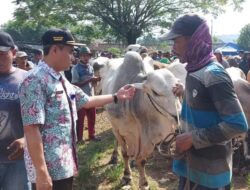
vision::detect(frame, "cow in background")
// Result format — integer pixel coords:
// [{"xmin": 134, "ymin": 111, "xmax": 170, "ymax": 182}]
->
[{"xmin": 226, "ymin": 68, "xmax": 250, "ymax": 169}]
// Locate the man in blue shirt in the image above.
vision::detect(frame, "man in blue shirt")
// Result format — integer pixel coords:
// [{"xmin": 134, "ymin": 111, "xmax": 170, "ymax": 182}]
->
[
  {"xmin": 0, "ymin": 31, "xmax": 31, "ymax": 190},
  {"xmin": 71, "ymin": 47, "xmax": 101, "ymax": 143}
]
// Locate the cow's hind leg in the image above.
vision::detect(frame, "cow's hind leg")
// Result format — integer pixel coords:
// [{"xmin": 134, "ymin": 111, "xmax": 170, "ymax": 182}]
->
[
  {"xmin": 121, "ymin": 149, "xmax": 132, "ymax": 186},
  {"xmin": 136, "ymin": 159, "xmax": 150, "ymax": 190}
]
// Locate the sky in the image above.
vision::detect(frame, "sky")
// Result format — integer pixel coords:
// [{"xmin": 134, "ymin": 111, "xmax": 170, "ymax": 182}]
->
[
  {"xmin": 1, "ymin": 0, "xmax": 250, "ymax": 36},
  {"xmin": 206, "ymin": 0, "xmax": 250, "ymax": 35}
]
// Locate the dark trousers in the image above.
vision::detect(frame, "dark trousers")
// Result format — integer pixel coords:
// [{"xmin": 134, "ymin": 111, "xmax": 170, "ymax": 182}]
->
[
  {"xmin": 77, "ymin": 107, "xmax": 96, "ymax": 140},
  {"xmin": 178, "ymin": 177, "xmax": 230, "ymax": 190},
  {"xmin": 32, "ymin": 177, "xmax": 73, "ymax": 190}
]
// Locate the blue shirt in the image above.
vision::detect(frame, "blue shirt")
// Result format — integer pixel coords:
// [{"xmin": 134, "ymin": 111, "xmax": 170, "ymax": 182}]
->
[
  {"xmin": 0, "ymin": 68, "xmax": 27, "ymax": 163},
  {"xmin": 71, "ymin": 62, "xmax": 94, "ymax": 96}
]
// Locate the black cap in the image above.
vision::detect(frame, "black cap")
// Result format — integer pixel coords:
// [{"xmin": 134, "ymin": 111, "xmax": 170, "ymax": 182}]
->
[
  {"xmin": 161, "ymin": 14, "xmax": 206, "ymax": 40},
  {"xmin": 0, "ymin": 31, "xmax": 15, "ymax": 51},
  {"xmin": 42, "ymin": 28, "xmax": 85, "ymax": 46}
]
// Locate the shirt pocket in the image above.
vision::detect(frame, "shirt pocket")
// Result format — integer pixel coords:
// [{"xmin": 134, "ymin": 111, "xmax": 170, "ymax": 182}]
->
[
  {"xmin": 69, "ymin": 93, "xmax": 78, "ymax": 121},
  {"xmin": 46, "ymin": 90, "xmax": 65, "ymax": 110}
]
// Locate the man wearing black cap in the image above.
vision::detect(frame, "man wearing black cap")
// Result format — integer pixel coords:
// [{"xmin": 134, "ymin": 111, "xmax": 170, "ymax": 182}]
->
[
  {"xmin": 18, "ymin": 28, "xmax": 136, "ymax": 190},
  {"xmin": 163, "ymin": 14, "xmax": 248, "ymax": 189},
  {"xmin": 0, "ymin": 31, "xmax": 31, "ymax": 190},
  {"xmin": 239, "ymin": 51, "xmax": 250, "ymax": 75}
]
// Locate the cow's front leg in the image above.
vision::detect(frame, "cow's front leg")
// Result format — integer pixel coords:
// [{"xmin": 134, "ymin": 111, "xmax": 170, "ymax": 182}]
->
[
  {"xmin": 108, "ymin": 140, "xmax": 119, "ymax": 164},
  {"xmin": 136, "ymin": 159, "xmax": 150, "ymax": 190},
  {"xmin": 121, "ymin": 150, "xmax": 132, "ymax": 185}
]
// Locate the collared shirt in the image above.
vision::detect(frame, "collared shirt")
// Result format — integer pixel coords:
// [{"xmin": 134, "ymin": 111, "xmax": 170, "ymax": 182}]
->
[
  {"xmin": 19, "ymin": 62, "xmax": 89, "ymax": 182},
  {"xmin": 71, "ymin": 62, "xmax": 94, "ymax": 96}
]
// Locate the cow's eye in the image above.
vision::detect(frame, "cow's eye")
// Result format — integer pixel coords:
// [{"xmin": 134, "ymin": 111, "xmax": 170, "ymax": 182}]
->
[{"xmin": 152, "ymin": 89, "xmax": 159, "ymax": 96}]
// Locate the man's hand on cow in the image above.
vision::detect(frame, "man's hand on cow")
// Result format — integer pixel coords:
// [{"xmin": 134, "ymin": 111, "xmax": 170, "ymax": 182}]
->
[
  {"xmin": 91, "ymin": 76, "xmax": 101, "ymax": 86},
  {"xmin": 175, "ymin": 132, "xmax": 193, "ymax": 154},
  {"xmin": 7, "ymin": 137, "xmax": 25, "ymax": 160},
  {"xmin": 91, "ymin": 76, "xmax": 101, "ymax": 82},
  {"xmin": 116, "ymin": 85, "xmax": 136, "ymax": 100},
  {"xmin": 172, "ymin": 83, "xmax": 184, "ymax": 97}
]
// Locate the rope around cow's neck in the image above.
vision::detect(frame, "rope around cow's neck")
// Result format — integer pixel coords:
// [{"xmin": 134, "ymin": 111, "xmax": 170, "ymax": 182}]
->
[
  {"xmin": 157, "ymin": 97, "xmax": 198, "ymax": 190},
  {"xmin": 156, "ymin": 97, "xmax": 183, "ymax": 158},
  {"xmin": 175, "ymin": 97, "xmax": 181, "ymax": 129}
]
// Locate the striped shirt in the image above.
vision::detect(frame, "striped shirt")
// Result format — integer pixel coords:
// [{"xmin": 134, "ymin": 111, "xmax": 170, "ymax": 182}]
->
[{"xmin": 173, "ymin": 61, "xmax": 248, "ymax": 188}]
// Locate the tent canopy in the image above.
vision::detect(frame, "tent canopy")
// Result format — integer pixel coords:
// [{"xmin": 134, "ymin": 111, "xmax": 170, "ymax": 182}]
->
[{"xmin": 215, "ymin": 42, "xmax": 240, "ymax": 56}]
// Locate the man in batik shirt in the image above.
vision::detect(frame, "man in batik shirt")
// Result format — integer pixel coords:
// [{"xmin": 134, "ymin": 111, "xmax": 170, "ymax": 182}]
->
[{"xmin": 19, "ymin": 28, "xmax": 136, "ymax": 190}]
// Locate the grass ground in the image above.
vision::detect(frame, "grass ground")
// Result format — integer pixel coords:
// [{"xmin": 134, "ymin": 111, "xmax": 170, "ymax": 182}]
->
[{"xmin": 74, "ymin": 110, "xmax": 250, "ymax": 190}]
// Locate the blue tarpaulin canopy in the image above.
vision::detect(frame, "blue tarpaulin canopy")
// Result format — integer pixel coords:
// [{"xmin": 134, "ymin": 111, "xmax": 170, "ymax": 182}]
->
[{"xmin": 215, "ymin": 42, "xmax": 240, "ymax": 56}]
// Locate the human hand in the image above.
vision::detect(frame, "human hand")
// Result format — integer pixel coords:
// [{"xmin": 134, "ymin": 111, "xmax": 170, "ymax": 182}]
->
[
  {"xmin": 7, "ymin": 138, "xmax": 25, "ymax": 160},
  {"xmin": 172, "ymin": 82, "xmax": 184, "ymax": 97},
  {"xmin": 175, "ymin": 132, "xmax": 193, "ymax": 154},
  {"xmin": 91, "ymin": 76, "xmax": 101, "ymax": 82},
  {"xmin": 116, "ymin": 85, "xmax": 136, "ymax": 101},
  {"xmin": 36, "ymin": 170, "xmax": 53, "ymax": 190}
]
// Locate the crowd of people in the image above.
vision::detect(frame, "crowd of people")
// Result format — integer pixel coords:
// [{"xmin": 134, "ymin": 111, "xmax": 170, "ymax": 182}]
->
[{"xmin": 0, "ymin": 13, "xmax": 250, "ymax": 190}]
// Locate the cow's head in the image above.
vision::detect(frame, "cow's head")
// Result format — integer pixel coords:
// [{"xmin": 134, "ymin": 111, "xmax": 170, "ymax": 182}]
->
[
  {"xmin": 132, "ymin": 69, "xmax": 182, "ymax": 117},
  {"xmin": 91, "ymin": 56, "xmax": 124, "ymax": 95},
  {"xmin": 126, "ymin": 44, "xmax": 142, "ymax": 53},
  {"xmin": 90, "ymin": 57, "xmax": 109, "ymax": 95}
]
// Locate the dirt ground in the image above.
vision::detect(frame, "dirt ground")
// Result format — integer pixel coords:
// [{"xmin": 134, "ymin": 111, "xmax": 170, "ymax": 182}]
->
[{"xmin": 94, "ymin": 109, "xmax": 250, "ymax": 190}]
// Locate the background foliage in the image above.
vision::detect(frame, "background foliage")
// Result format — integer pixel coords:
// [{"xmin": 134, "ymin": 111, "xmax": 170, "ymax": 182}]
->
[
  {"xmin": 3, "ymin": 0, "xmax": 246, "ymax": 45},
  {"xmin": 238, "ymin": 23, "xmax": 250, "ymax": 50}
]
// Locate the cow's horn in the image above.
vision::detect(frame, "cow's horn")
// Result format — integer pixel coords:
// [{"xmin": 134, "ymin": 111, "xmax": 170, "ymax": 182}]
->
[{"xmin": 130, "ymin": 83, "xmax": 144, "ymax": 90}]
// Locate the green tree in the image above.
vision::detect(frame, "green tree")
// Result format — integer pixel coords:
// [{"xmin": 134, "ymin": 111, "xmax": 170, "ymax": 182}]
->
[
  {"xmin": 107, "ymin": 47, "xmax": 122, "ymax": 57},
  {"xmin": 137, "ymin": 33, "xmax": 158, "ymax": 45},
  {"xmin": 212, "ymin": 36, "xmax": 220, "ymax": 44},
  {"xmin": 3, "ymin": 21, "xmax": 48, "ymax": 44},
  {"xmin": 13, "ymin": 0, "xmax": 245, "ymax": 44},
  {"xmin": 86, "ymin": 0, "xmax": 244, "ymax": 44},
  {"xmin": 238, "ymin": 23, "xmax": 250, "ymax": 50}
]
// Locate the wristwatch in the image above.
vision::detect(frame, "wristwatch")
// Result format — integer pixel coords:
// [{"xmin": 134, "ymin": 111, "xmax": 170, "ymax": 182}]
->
[{"xmin": 113, "ymin": 93, "xmax": 118, "ymax": 104}]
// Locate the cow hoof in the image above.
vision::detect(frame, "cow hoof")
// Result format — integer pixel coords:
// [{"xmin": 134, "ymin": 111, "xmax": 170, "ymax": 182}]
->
[
  {"xmin": 121, "ymin": 176, "xmax": 132, "ymax": 186},
  {"xmin": 121, "ymin": 185, "xmax": 132, "ymax": 190},
  {"xmin": 108, "ymin": 156, "xmax": 118, "ymax": 165},
  {"xmin": 139, "ymin": 181, "xmax": 150, "ymax": 190},
  {"xmin": 139, "ymin": 186, "xmax": 150, "ymax": 190},
  {"xmin": 130, "ymin": 160, "xmax": 136, "ymax": 168}
]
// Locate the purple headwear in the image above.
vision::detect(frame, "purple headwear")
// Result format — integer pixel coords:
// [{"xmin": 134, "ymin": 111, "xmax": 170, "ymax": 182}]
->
[{"xmin": 183, "ymin": 22, "xmax": 215, "ymax": 72}]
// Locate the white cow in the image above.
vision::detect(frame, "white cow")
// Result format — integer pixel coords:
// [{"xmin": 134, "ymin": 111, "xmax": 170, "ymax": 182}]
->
[
  {"xmin": 125, "ymin": 44, "xmax": 163, "ymax": 70},
  {"xmin": 125, "ymin": 44, "xmax": 146, "ymax": 53},
  {"xmin": 93, "ymin": 51, "xmax": 181, "ymax": 189},
  {"xmin": 226, "ymin": 67, "xmax": 250, "ymax": 161}
]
